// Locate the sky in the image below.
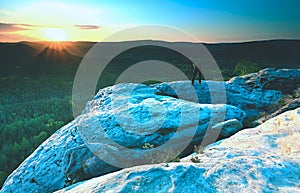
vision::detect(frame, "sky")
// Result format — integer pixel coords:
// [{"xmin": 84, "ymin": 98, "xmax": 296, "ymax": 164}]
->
[{"xmin": 0, "ymin": 0, "xmax": 299, "ymax": 43}]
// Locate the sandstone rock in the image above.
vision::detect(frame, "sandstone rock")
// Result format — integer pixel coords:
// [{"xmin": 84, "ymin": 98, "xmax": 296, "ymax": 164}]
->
[
  {"xmin": 55, "ymin": 108, "xmax": 300, "ymax": 193},
  {"xmin": 258, "ymin": 98, "xmax": 300, "ymax": 124},
  {"xmin": 0, "ymin": 83, "xmax": 245, "ymax": 193},
  {"xmin": 227, "ymin": 68, "xmax": 300, "ymax": 90},
  {"xmin": 211, "ymin": 119, "xmax": 242, "ymax": 137},
  {"xmin": 153, "ymin": 68, "xmax": 300, "ymax": 121}
]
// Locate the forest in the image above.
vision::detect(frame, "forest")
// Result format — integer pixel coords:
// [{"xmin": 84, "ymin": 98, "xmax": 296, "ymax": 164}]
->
[{"xmin": 0, "ymin": 76, "xmax": 74, "ymax": 186}]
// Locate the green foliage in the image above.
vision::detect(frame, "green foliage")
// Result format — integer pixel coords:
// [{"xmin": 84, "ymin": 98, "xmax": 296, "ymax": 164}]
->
[
  {"xmin": 233, "ymin": 60, "xmax": 261, "ymax": 76},
  {"xmin": 193, "ymin": 145, "xmax": 204, "ymax": 154},
  {"xmin": 190, "ymin": 156, "xmax": 201, "ymax": 163},
  {"xmin": 142, "ymin": 142, "xmax": 154, "ymax": 149},
  {"xmin": 292, "ymin": 87, "xmax": 300, "ymax": 98},
  {"xmin": 191, "ymin": 145, "xmax": 205, "ymax": 163},
  {"xmin": 171, "ymin": 157, "xmax": 181, "ymax": 162},
  {"xmin": 142, "ymin": 147, "xmax": 181, "ymax": 164},
  {"xmin": 142, "ymin": 80, "xmax": 162, "ymax": 86},
  {"xmin": 142, "ymin": 143, "xmax": 180, "ymax": 163},
  {"xmin": 0, "ymin": 76, "xmax": 73, "ymax": 188},
  {"xmin": 220, "ymin": 68, "xmax": 232, "ymax": 81},
  {"xmin": 0, "ymin": 171, "xmax": 8, "ymax": 188}
]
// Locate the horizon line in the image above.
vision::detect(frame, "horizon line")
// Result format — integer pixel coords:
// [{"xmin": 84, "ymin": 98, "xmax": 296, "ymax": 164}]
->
[{"xmin": 0, "ymin": 38, "xmax": 299, "ymax": 45}]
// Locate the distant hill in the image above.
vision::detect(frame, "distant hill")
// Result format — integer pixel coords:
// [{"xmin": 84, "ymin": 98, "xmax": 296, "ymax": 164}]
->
[
  {"xmin": 0, "ymin": 40, "xmax": 299, "ymax": 77},
  {"xmin": 35, "ymin": 47, "xmax": 80, "ymax": 66},
  {"xmin": 0, "ymin": 43, "xmax": 38, "ymax": 65},
  {"xmin": 205, "ymin": 40, "xmax": 300, "ymax": 69}
]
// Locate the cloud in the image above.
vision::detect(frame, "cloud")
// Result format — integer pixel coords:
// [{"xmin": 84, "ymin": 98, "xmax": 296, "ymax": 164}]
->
[
  {"xmin": 0, "ymin": 22, "xmax": 39, "ymax": 32},
  {"xmin": 0, "ymin": 23, "xmax": 25, "ymax": 32},
  {"xmin": 74, "ymin": 25, "xmax": 99, "ymax": 30},
  {"xmin": 17, "ymin": 23, "xmax": 38, "ymax": 27}
]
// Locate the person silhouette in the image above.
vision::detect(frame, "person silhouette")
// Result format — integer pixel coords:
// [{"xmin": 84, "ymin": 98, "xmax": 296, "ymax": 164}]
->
[{"xmin": 191, "ymin": 63, "xmax": 202, "ymax": 85}]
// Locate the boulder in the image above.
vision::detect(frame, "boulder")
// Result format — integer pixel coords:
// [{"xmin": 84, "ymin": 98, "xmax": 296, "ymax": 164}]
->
[
  {"xmin": 0, "ymin": 83, "xmax": 245, "ymax": 193},
  {"xmin": 55, "ymin": 108, "xmax": 300, "ymax": 193},
  {"xmin": 153, "ymin": 68, "xmax": 300, "ymax": 121},
  {"xmin": 258, "ymin": 97, "xmax": 300, "ymax": 124}
]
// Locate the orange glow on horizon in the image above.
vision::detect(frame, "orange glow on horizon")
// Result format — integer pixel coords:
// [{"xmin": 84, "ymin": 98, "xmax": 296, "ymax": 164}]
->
[
  {"xmin": 36, "ymin": 41, "xmax": 85, "ymax": 58},
  {"xmin": 45, "ymin": 41, "xmax": 71, "ymax": 50}
]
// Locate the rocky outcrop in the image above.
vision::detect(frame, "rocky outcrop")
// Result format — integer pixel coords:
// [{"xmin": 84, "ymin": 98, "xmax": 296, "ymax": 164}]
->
[
  {"xmin": 0, "ymin": 84, "xmax": 245, "ymax": 193},
  {"xmin": 1, "ymin": 68, "xmax": 299, "ymax": 193},
  {"xmin": 258, "ymin": 97, "xmax": 300, "ymax": 124},
  {"xmin": 55, "ymin": 108, "xmax": 300, "ymax": 193},
  {"xmin": 153, "ymin": 68, "xmax": 300, "ymax": 122}
]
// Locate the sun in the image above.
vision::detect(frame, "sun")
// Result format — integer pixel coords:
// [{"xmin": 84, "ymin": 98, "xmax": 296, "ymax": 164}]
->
[{"xmin": 44, "ymin": 28, "xmax": 68, "ymax": 41}]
